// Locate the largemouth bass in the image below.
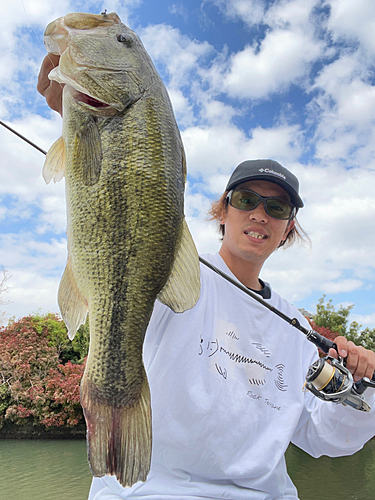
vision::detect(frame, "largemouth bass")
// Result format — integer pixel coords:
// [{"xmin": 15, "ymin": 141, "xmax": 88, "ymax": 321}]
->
[{"xmin": 42, "ymin": 11, "xmax": 200, "ymax": 487}]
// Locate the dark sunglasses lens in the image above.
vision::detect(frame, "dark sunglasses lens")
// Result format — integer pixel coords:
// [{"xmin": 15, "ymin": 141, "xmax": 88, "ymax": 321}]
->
[
  {"xmin": 230, "ymin": 190, "xmax": 294, "ymax": 219},
  {"xmin": 265, "ymin": 199, "xmax": 293, "ymax": 219},
  {"xmin": 230, "ymin": 190, "xmax": 260, "ymax": 211}
]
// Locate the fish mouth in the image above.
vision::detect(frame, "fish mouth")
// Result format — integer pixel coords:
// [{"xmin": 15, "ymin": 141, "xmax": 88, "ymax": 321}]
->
[
  {"xmin": 73, "ymin": 90, "xmax": 111, "ymax": 109},
  {"xmin": 48, "ymin": 66, "xmax": 123, "ymax": 112}
]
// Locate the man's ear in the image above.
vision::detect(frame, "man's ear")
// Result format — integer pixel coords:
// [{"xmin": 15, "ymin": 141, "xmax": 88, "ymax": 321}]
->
[{"xmin": 282, "ymin": 219, "xmax": 295, "ymax": 241}]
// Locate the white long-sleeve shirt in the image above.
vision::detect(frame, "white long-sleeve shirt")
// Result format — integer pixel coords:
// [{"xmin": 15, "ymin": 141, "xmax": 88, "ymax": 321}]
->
[{"xmin": 88, "ymin": 253, "xmax": 375, "ymax": 500}]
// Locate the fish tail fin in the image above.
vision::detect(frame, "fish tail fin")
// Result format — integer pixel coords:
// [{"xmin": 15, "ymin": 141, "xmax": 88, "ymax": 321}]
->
[{"xmin": 81, "ymin": 375, "xmax": 152, "ymax": 488}]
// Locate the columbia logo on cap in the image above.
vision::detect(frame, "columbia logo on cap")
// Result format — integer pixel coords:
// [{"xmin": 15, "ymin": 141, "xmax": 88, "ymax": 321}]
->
[{"xmin": 258, "ymin": 168, "xmax": 286, "ymax": 180}]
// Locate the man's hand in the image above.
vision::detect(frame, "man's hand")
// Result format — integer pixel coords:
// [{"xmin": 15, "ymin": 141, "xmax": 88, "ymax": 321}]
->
[
  {"xmin": 37, "ymin": 54, "xmax": 63, "ymax": 116},
  {"xmin": 329, "ymin": 336, "xmax": 375, "ymax": 382}
]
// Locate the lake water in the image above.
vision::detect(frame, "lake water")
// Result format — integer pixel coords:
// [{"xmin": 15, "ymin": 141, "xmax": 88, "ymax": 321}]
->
[{"xmin": 0, "ymin": 438, "xmax": 374, "ymax": 499}]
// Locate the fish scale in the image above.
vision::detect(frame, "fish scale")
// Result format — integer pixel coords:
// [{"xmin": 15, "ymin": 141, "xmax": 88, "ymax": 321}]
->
[{"xmin": 42, "ymin": 11, "xmax": 200, "ymax": 487}]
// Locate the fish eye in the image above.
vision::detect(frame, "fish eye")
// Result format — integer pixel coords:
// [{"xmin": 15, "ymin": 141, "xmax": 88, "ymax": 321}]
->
[{"xmin": 117, "ymin": 34, "xmax": 132, "ymax": 47}]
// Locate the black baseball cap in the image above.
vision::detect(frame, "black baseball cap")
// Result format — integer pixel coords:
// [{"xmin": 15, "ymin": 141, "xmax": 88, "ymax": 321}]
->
[{"xmin": 225, "ymin": 159, "xmax": 304, "ymax": 208}]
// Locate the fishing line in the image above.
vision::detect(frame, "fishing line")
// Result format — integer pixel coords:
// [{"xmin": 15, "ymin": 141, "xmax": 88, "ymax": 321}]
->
[
  {"xmin": 0, "ymin": 119, "xmax": 335, "ymax": 352},
  {"xmin": 20, "ymin": 0, "xmax": 45, "ymax": 45},
  {"xmin": 4, "ymin": 121, "xmax": 375, "ymax": 410},
  {"xmin": 20, "ymin": 0, "xmax": 63, "ymax": 98}
]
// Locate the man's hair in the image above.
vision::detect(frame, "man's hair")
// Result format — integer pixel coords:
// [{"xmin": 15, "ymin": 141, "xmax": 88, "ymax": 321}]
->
[{"xmin": 207, "ymin": 191, "xmax": 310, "ymax": 249}]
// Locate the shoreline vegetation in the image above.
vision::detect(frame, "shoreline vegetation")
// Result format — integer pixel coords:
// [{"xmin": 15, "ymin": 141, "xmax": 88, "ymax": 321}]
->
[
  {"xmin": 0, "ymin": 421, "xmax": 86, "ymax": 439},
  {"xmin": 1, "ymin": 299, "xmax": 374, "ymax": 439},
  {"xmin": 0, "ymin": 313, "xmax": 88, "ymax": 439}
]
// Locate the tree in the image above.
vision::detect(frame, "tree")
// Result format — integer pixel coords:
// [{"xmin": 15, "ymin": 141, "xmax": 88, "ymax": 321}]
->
[
  {"xmin": 314, "ymin": 295, "xmax": 354, "ymax": 335},
  {"xmin": 31, "ymin": 312, "xmax": 90, "ymax": 364},
  {"xmin": 0, "ymin": 314, "xmax": 87, "ymax": 429},
  {"xmin": 313, "ymin": 295, "xmax": 375, "ymax": 350},
  {"xmin": 0, "ymin": 266, "xmax": 11, "ymax": 325}
]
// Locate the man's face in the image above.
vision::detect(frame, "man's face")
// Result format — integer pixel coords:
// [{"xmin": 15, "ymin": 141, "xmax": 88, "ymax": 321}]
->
[{"xmin": 220, "ymin": 180, "xmax": 295, "ymax": 267}]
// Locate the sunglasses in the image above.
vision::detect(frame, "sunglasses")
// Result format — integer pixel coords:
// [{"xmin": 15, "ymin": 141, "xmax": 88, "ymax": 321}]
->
[{"xmin": 227, "ymin": 189, "xmax": 296, "ymax": 220}]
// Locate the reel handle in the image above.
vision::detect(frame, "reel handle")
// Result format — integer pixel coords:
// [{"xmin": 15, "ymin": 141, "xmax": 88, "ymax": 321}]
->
[{"xmin": 354, "ymin": 374, "xmax": 375, "ymax": 394}]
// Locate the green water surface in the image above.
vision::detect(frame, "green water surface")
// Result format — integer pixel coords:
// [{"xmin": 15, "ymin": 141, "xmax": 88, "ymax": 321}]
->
[
  {"xmin": 0, "ymin": 439, "xmax": 374, "ymax": 499},
  {"xmin": 0, "ymin": 440, "xmax": 92, "ymax": 500}
]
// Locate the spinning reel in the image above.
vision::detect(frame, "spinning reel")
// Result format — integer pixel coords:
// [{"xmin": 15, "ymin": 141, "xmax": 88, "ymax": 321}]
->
[{"xmin": 305, "ymin": 355, "xmax": 375, "ymax": 412}]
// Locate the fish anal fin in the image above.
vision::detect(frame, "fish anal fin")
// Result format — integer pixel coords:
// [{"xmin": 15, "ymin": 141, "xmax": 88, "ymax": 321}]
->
[
  {"xmin": 74, "ymin": 118, "xmax": 102, "ymax": 186},
  {"xmin": 43, "ymin": 136, "xmax": 66, "ymax": 184},
  {"xmin": 58, "ymin": 259, "xmax": 88, "ymax": 340},
  {"xmin": 81, "ymin": 375, "xmax": 152, "ymax": 487},
  {"xmin": 157, "ymin": 218, "xmax": 200, "ymax": 313}
]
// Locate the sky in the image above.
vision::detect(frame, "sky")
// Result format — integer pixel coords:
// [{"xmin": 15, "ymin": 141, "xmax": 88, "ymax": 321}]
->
[{"xmin": 0, "ymin": 0, "xmax": 375, "ymax": 331}]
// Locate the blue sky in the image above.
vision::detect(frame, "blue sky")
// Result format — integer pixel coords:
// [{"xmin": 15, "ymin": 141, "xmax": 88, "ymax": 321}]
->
[{"xmin": 1, "ymin": 0, "xmax": 375, "ymax": 330}]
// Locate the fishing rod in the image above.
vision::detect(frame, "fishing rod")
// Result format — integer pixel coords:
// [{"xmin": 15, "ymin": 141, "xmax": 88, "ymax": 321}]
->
[
  {"xmin": 199, "ymin": 256, "xmax": 334, "ymax": 353},
  {"xmin": 0, "ymin": 120, "xmax": 47, "ymax": 155},
  {"xmin": 199, "ymin": 256, "xmax": 375, "ymax": 412},
  {"xmin": 3, "ymin": 119, "xmax": 375, "ymax": 411}
]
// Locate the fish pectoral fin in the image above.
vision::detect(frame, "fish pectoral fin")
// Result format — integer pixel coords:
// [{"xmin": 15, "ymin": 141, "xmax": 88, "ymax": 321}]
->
[
  {"xmin": 42, "ymin": 136, "xmax": 66, "ymax": 184},
  {"xmin": 157, "ymin": 218, "xmax": 200, "ymax": 313},
  {"xmin": 74, "ymin": 118, "xmax": 102, "ymax": 186},
  {"xmin": 58, "ymin": 259, "xmax": 88, "ymax": 340}
]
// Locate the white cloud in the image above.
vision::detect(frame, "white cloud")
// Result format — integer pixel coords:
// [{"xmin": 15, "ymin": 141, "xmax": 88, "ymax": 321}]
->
[
  {"xmin": 309, "ymin": 48, "xmax": 375, "ymax": 166},
  {"xmin": 204, "ymin": 0, "xmax": 325, "ymax": 101},
  {"xmin": 4, "ymin": 269, "xmax": 61, "ymax": 322},
  {"xmin": 2, "ymin": 0, "xmax": 375, "ymax": 330},
  {"xmin": 0, "ymin": 232, "xmax": 66, "ymax": 321},
  {"xmin": 350, "ymin": 313, "xmax": 375, "ymax": 328},
  {"xmin": 265, "ymin": 0, "xmax": 320, "ymax": 29},
  {"xmin": 0, "ymin": 112, "xmax": 65, "ymax": 239},
  {"xmin": 167, "ymin": 88, "xmax": 195, "ymax": 128},
  {"xmin": 210, "ymin": 0, "xmax": 321, "ymax": 31},
  {"xmin": 221, "ymin": 29, "xmax": 322, "ymax": 99},
  {"xmin": 38, "ymin": 195, "xmax": 67, "ymax": 235},
  {"xmin": 139, "ymin": 23, "xmax": 212, "ymax": 90},
  {"xmin": 169, "ymin": 3, "xmax": 189, "ymax": 22},
  {"xmin": 259, "ymin": 164, "xmax": 375, "ymax": 310},
  {"xmin": 207, "ymin": 0, "xmax": 266, "ymax": 25},
  {"xmin": 312, "ymin": 55, "xmax": 375, "ymax": 127},
  {"xmin": 327, "ymin": 0, "xmax": 375, "ymax": 54},
  {"xmin": 321, "ymin": 279, "xmax": 363, "ymax": 294},
  {"xmin": 183, "ymin": 124, "xmax": 248, "ymax": 179},
  {"xmin": 0, "ymin": 1, "xmax": 72, "ymax": 90},
  {"xmin": 183, "ymin": 123, "xmax": 303, "ymax": 181}
]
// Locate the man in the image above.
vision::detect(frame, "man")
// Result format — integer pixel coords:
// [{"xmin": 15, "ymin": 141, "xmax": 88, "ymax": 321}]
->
[{"xmin": 38, "ymin": 55, "xmax": 375, "ymax": 500}]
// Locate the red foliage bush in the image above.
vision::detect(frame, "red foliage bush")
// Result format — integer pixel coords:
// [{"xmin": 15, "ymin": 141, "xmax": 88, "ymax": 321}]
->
[
  {"xmin": 43, "ymin": 360, "xmax": 86, "ymax": 427},
  {"xmin": 0, "ymin": 315, "xmax": 85, "ymax": 429}
]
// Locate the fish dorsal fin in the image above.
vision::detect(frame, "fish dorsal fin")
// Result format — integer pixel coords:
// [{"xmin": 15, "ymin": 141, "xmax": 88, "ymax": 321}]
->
[
  {"xmin": 182, "ymin": 146, "xmax": 187, "ymax": 183},
  {"xmin": 42, "ymin": 136, "xmax": 66, "ymax": 184},
  {"xmin": 58, "ymin": 257, "xmax": 88, "ymax": 340},
  {"xmin": 157, "ymin": 219, "xmax": 200, "ymax": 313},
  {"xmin": 74, "ymin": 118, "xmax": 102, "ymax": 186}
]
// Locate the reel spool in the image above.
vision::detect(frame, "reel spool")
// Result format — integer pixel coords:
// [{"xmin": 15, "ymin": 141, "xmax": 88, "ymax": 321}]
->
[{"xmin": 305, "ymin": 356, "xmax": 372, "ymax": 412}]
